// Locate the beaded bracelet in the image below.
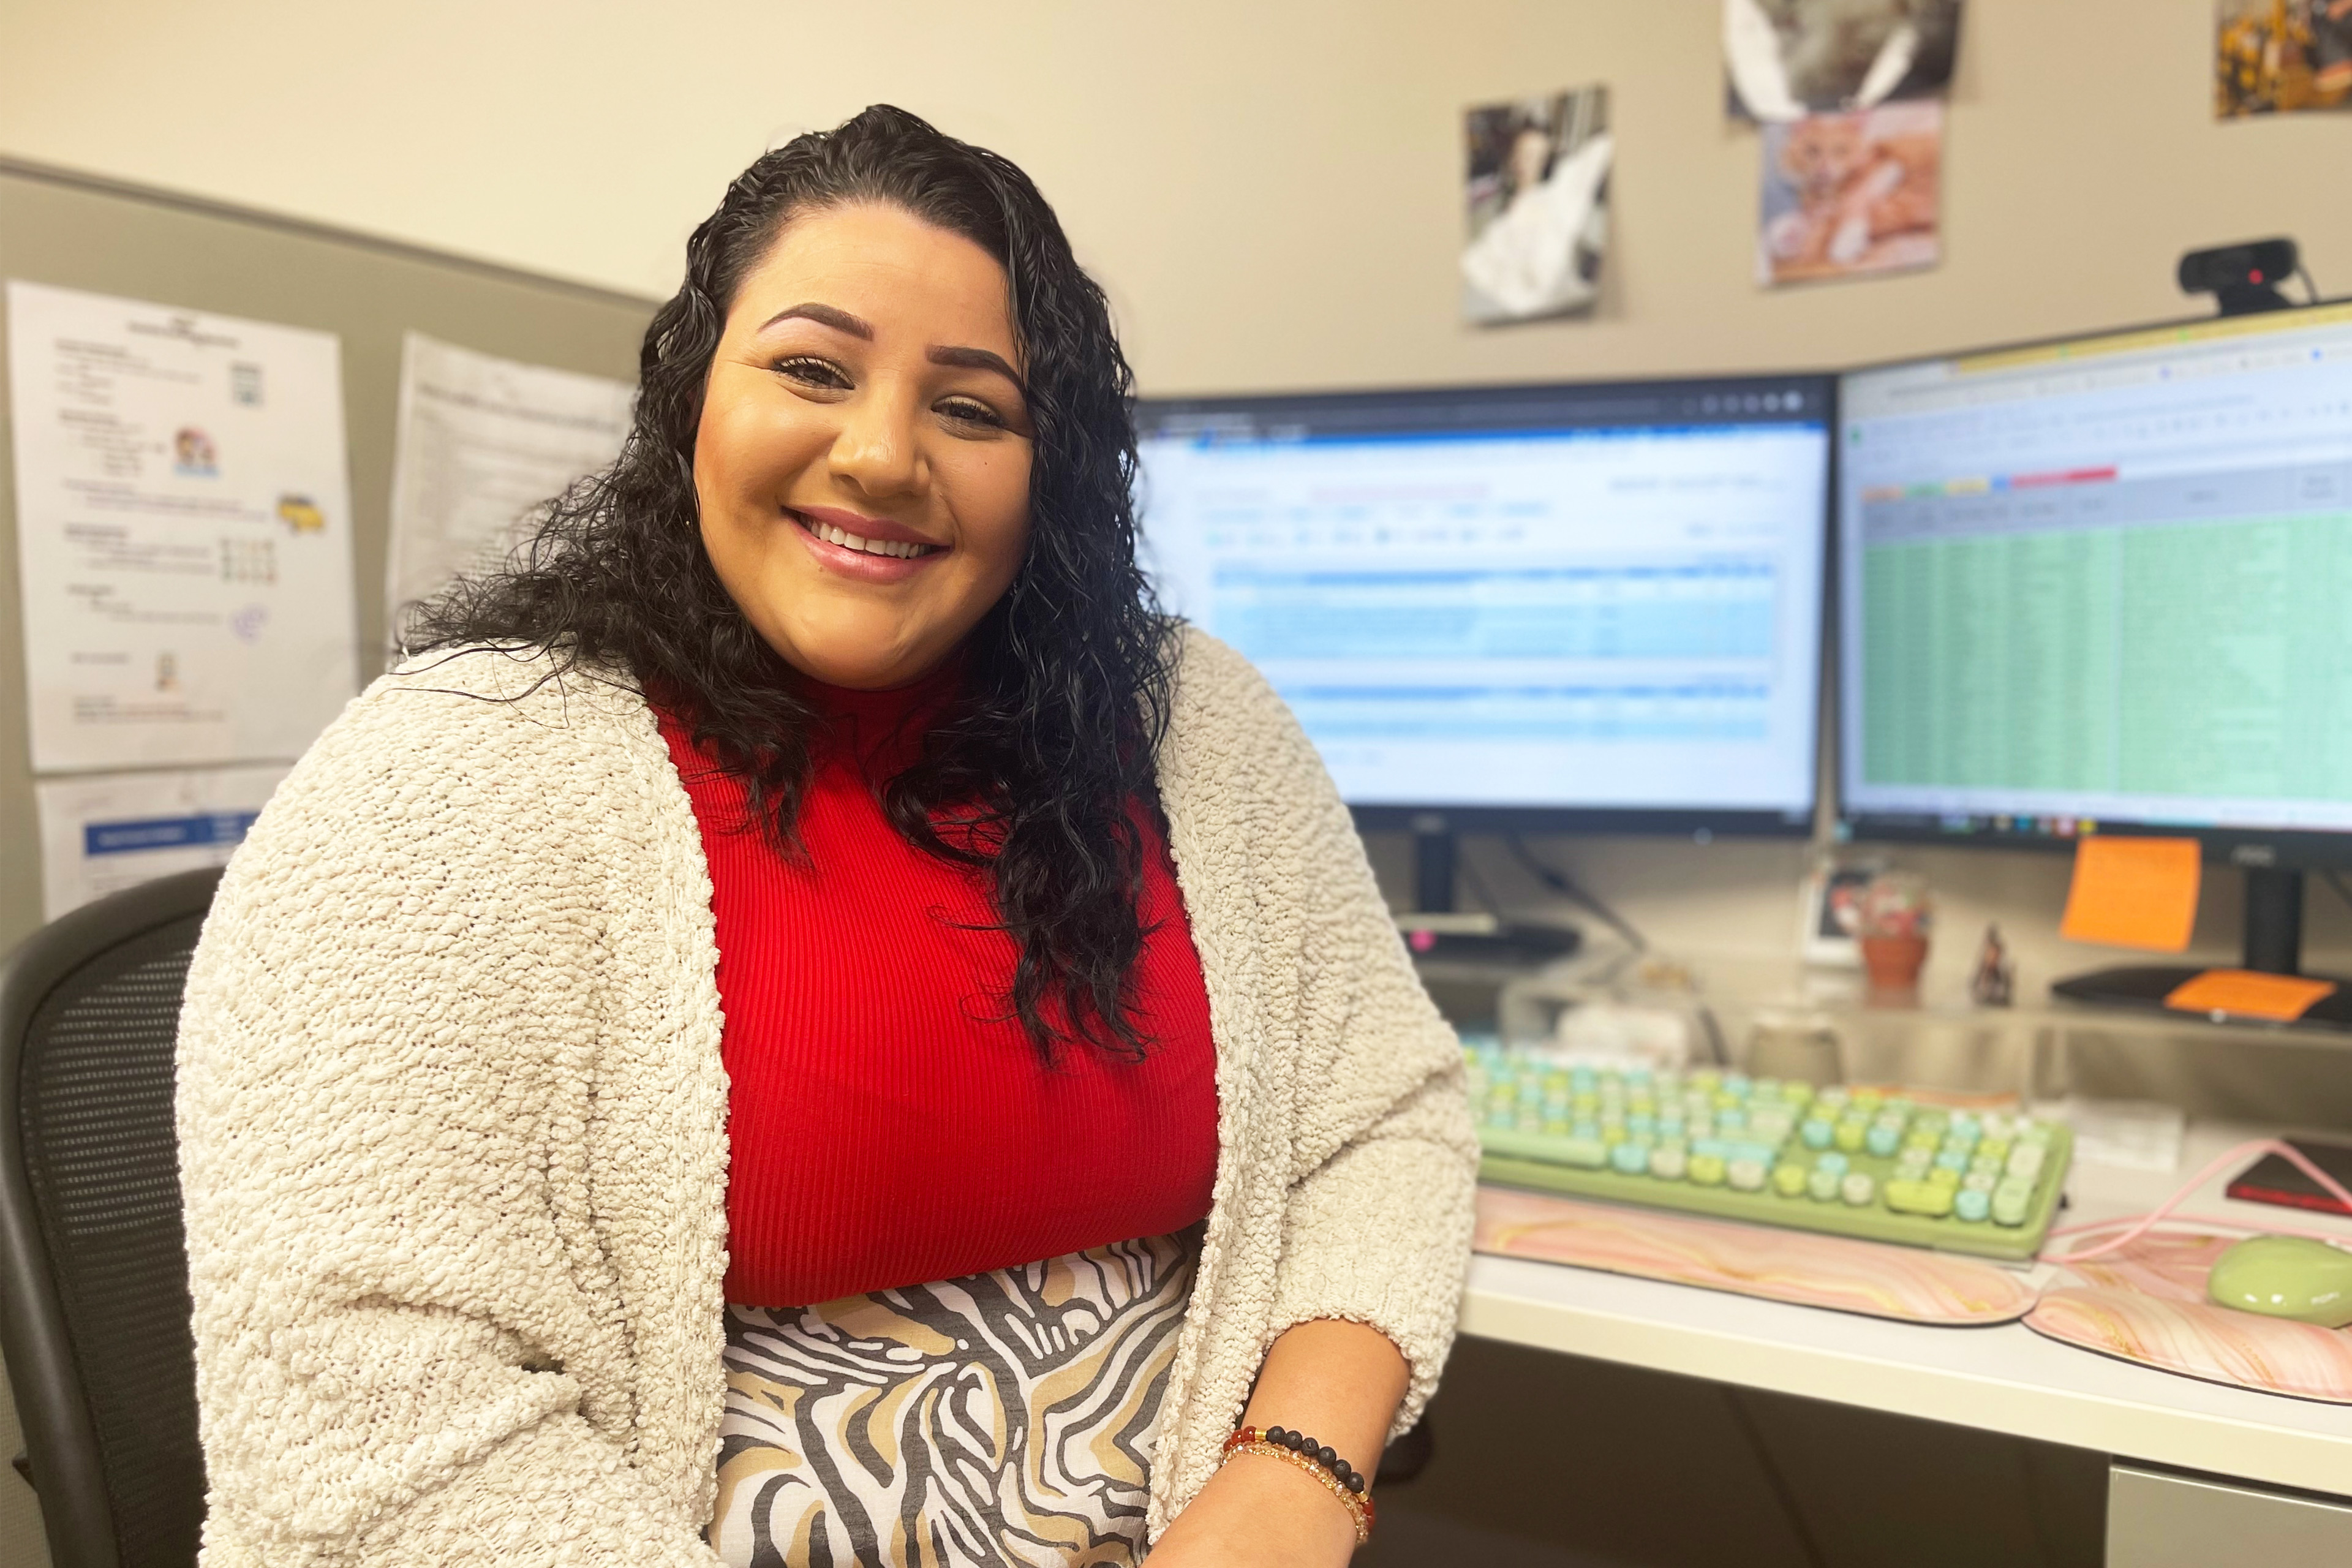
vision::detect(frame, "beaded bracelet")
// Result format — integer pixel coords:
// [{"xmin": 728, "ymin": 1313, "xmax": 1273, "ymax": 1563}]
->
[{"xmin": 1218, "ymin": 1425, "xmax": 1375, "ymax": 1544}]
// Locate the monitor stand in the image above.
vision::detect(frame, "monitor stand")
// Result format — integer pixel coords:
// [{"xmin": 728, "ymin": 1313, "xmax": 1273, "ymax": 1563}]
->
[
  {"xmin": 2051, "ymin": 866, "xmax": 2352, "ymax": 1030},
  {"xmin": 1393, "ymin": 820, "xmax": 1581, "ymax": 965}
]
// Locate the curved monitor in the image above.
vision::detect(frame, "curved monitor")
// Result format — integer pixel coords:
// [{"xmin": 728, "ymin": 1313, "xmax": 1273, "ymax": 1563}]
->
[
  {"xmin": 1838, "ymin": 302, "xmax": 2352, "ymax": 868},
  {"xmin": 1134, "ymin": 375, "xmax": 1834, "ymax": 834}
]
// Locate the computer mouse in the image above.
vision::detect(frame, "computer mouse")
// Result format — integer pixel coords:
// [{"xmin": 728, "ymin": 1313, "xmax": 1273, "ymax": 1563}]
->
[{"xmin": 2205, "ymin": 1235, "xmax": 2352, "ymax": 1329}]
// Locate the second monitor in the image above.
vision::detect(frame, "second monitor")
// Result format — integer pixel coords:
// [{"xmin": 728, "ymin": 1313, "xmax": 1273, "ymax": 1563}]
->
[{"xmin": 1133, "ymin": 375, "xmax": 1836, "ymax": 869}]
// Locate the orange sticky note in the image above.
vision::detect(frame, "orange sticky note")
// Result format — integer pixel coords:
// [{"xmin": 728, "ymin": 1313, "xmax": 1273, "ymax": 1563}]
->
[
  {"xmin": 2165, "ymin": 969, "xmax": 2339, "ymax": 1022},
  {"xmin": 2059, "ymin": 836, "xmax": 2200, "ymax": 952}
]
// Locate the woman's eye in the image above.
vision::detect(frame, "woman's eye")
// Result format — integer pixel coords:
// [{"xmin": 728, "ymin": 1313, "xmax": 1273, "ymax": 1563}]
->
[
  {"xmin": 937, "ymin": 398, "xmax": 1006, "ymax": 430},
  {"xmin": 772, "ymin": 355, "xmax": 851, "ymax": 389}
]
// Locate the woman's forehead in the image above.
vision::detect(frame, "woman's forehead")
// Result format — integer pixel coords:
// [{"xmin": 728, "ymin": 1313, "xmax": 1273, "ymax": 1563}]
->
[{"xmin": 733, "ymin": 205, "xmax": 1017, "ymax": 352}]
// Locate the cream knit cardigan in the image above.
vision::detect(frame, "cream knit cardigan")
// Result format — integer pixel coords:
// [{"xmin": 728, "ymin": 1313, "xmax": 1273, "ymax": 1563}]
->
[{"xmin": 175, "ymin": 627, "xmax": 1476, "ymax": 1566}]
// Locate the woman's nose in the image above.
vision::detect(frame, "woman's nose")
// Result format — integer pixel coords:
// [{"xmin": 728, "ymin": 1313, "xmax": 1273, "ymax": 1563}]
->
[{"xmin": 828, "ymin": 385, "xmax": 925, "ymax": 498}]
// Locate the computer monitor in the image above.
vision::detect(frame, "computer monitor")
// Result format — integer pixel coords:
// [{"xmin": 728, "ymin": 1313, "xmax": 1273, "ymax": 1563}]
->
[
  {"xmin": 1134, "ymin": 374, "xmax": 1836, "ymax": 908},
  {"xmin": 1838, "ymin": 301, "xmax": 2352, "ymax": 1019}
]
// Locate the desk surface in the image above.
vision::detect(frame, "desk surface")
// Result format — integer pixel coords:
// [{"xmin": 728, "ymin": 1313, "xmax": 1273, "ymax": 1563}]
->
[{"xmin": 1460, "ymin": 1121, "xmax": 2352, "ymax": 1499}]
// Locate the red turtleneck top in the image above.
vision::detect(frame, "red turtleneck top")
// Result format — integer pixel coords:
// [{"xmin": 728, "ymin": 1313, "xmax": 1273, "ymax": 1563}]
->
[{"xmin": 655, "ymin": 672, "xmax": 1221, "ymax": 1308}]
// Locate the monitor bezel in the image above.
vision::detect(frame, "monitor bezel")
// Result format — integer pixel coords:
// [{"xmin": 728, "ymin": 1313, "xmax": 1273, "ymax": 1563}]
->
[
  {"xmin": 1831, "ymin": 298, "xmax": 2352, "ymax": 867},
  {"xmin": 1135, "ymin": 370, "xmax": 1841, "ymax": 840}
]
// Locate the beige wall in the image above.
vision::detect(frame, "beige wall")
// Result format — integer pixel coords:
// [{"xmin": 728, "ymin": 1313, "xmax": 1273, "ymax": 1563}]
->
[
  {"xmin": 9, "ymin": 1, "xmax": 2350, "ymax": 394},
  {"xmin": 5, "ymin": 1, "xmax": 2352, "ymax": 1019}
]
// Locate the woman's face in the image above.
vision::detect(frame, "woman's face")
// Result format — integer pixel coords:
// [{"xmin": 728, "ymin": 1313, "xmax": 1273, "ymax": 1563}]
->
[
  {"xmin": 1508, "ymin": 126, "xmax": 1553, "ymax": 192},
  {"xmin": 694, "ymin": 202, "xmax": 1033, "ymax": 690}
]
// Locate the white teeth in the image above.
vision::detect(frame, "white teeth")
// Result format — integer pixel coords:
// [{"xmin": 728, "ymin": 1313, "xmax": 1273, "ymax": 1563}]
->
[{"xmin": 806, "ymin": 516, "xmax": 930, "ymax": 558}]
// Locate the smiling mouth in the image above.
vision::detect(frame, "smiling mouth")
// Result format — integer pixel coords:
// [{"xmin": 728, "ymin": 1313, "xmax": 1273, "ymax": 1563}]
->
[{"xmin": 790, "ymin": 510, "xmax": 943, "ymax": 560}]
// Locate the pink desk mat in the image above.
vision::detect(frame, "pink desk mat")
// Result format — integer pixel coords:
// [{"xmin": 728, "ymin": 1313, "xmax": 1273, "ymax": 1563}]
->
[
  {"xmin": 1474, "ymin": 1186, "xmax": 2035, "ymax": 1325},
  {"xmin": 2026, "ymin": 1231, "xmax": 2352, "ymax": 1404}
]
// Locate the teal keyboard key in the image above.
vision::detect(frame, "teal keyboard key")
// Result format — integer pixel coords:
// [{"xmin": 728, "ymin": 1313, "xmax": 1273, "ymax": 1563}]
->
[
  {"xmin": 1936, "ymin": 1148, "xmax": 1971, "ymax": 1172},
  {"xmin": 1955, "ymin": 1187, "xmax": 1991, "ymax": 1223},
  {"xmin": 1800, "ymin": 1118, "xmax": 1833, "ymax": 1149},
  {"xmin": 1814, "ymin": 1150, "xmax": 1850, "ymax": 1176},
  {"xmin": 1866, "ymin": 1124, "xmax": 1902, "ymax": 1157},
  {"xmin": 1610, "ymin": 1141, "xmax": 1649, "ymax": 1175}
]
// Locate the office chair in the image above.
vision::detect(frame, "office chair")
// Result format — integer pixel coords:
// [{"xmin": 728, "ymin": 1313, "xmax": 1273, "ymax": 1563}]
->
[{"xmin": 0, "ymin": 867, "xmax": 222, "ymax": 1568}]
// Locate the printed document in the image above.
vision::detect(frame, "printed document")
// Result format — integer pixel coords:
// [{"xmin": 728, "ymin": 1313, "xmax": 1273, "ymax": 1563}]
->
[
  {"xmin": 5, "ymin": 281, "xmax": 359, "ymax": 771},
  {"xmin": 386, "ymin": 332, "xmax": 632, "ymax": 632},
  {"xmin": 36, "ymin": 764, "xmax": 288, "ymax": 919}
]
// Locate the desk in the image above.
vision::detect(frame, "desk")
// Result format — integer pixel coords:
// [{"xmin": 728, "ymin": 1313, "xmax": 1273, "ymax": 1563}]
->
[{"xmin": 1459, "ymin": 1121, "xmax": 2352, "ymax": 1561}]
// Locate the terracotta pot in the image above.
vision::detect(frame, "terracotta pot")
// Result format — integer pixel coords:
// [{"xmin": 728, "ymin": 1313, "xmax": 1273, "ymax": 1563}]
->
[{"xmin": 1860, "ymin": 933, "xmax": 1929, "ymax": 993}]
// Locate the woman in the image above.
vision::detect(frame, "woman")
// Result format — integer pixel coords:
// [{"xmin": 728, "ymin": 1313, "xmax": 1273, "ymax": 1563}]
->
[{"xmin": 177, "ymin": 105, "xmax": 1474, "ymax": 1567}]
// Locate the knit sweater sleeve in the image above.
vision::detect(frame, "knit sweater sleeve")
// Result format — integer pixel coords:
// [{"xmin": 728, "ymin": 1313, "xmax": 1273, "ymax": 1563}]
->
[
  {"xmin": 1181, "ymin": 632, "xmax": 1479, "ymax": 1437},
  {"xmin": 176, "ymin": 654, "xmax": 725, "ymax": 1567}
]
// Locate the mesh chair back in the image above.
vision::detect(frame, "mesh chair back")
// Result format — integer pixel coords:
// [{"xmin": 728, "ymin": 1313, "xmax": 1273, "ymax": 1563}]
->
[{"xmin": 1, "ymin": 869, "xmax": 221, "ymax": 1568}]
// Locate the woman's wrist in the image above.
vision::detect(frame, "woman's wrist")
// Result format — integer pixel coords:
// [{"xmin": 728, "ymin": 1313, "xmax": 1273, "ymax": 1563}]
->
[
  {"xmin": 1218, "ymin": 1425, "xmax": 1374, "ymax": 1542},
  {"xmin": 1153, "ymin": 1443, "xmax": 1360, "ymax": 1565}
]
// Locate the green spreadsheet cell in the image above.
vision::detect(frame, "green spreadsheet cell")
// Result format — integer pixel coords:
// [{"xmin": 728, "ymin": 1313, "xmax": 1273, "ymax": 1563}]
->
[{"xmin": 1860, "ymin": 512, "xmax": 2352, "ymax": 802}]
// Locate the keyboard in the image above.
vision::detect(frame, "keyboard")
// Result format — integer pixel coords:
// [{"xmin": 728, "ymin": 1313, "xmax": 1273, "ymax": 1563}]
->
[{"xmin": 1467, "ymin": 1044, "xmax": 2072, "ymax": 1262}]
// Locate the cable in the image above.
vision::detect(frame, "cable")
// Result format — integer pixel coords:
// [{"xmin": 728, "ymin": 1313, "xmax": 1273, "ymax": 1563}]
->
[
  {"xmin": 2320, "ymin": 868, "xmax": 2352, "ymax": 920},
  {"xmin": 1457, "ymin": 845, "xmax": 1506, "ymax": 919},
  {"xmin": 2039, "ymin": 1137, "xmax": 2352, "ymax": 1267},
  {"xmin": 1502, "ymin": 835, "xmax": 1648, "ymax": 953},
  {"xmin": 2297, "ymin": 263, "xmax": 2323, "ymax": 306}
]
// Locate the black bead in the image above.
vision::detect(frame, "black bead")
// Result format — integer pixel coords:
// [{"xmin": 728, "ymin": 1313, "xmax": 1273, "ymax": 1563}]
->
[
  {"xmin": 1266, "ymin": 1427, "xmax": 1286, "ymax": 1446},
  {"xmin": 1284, "ymin": 1430, "xmax": 1306, "ymax": 1452},
  {"xmin": 1346, "ymin": 1472, "xmax": 1366, "ymax": 1493},
  {"xmin": 1317, "ymin": 1446, "xmax": 1337, "ymax": 1468},
  {"xmin": 1333, "ymin": 1461, "xmax": 1354, "ymax": 1484}
]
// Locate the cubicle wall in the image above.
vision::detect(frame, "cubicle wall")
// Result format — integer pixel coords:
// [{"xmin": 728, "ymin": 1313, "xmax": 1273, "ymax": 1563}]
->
[
  {"xmin": 0, "ymin": 158, "xmax": 658, "ymax": 956},
  {"xmin": 0, "ymin": 165, "xmax": 654, "ymax": 1567}
]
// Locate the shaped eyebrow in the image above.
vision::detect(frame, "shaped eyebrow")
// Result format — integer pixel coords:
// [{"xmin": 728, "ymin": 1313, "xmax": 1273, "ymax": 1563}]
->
[
  {"xmin": 756, "ymin": 303, "xmax": 1023, "ymax": 391},
  {"xmin": 758, "ymin": 302, "xmax": 871, "ymax": 337},
  {"xmin": 928, "ymin": 344, "xmax": 1023, "ymax": 390}
]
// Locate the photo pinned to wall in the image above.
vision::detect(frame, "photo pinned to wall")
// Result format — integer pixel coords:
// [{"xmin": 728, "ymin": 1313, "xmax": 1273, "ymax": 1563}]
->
[
  {"xmin": 2215, "ymin": 1, "xmax": 2352, "ymax": 118},
  {"xmin": 1758, "ymin": 99, "xmax": 1943, "ymax": 287},
  {"xmin": 1461, "ymin": 85, "xmax": 1611, "ymax": 325},
  {"xmin": 1725, "ymin": 0, "xmax": 1965, "ymax": 123}
]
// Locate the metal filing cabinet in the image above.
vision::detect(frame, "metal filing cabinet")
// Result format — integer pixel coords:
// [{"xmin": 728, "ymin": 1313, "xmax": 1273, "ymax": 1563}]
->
[{"xmin": 2108, "ymin": 1463, "xmax": 2352, "ymax": 1567}]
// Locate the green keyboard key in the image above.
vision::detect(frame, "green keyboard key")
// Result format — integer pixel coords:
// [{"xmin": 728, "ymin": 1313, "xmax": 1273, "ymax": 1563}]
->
[{"xmin": 1885, "ymin": 1178, "xmax": 1955, "ymax": 1218}]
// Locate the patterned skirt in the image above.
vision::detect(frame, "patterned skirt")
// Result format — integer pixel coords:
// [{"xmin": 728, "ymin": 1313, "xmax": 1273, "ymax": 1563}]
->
[{"xmin": 709, "ymin": 1231, "xmax": 1199, "ymax": 1568}]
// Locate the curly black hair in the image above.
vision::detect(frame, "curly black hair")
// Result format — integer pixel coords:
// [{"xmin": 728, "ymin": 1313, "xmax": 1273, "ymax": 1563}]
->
[{"xmin": 405, "ymin": 105, "xmax": 1175, "ymax": 1060}]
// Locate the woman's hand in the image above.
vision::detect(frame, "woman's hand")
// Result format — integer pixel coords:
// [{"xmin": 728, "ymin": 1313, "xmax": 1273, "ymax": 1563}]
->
[
  {"xmin": 1143, "ymin": 1448, "xmax": 1359, "ymax": 1566},
  {"xmin": 1148, "ymin": 1318, "xmax": 1409, "ymax": 1564}
]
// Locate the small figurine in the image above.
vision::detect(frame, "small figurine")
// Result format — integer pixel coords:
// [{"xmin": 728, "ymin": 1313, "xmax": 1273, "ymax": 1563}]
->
[{"xmin": 1970, "ymin": 923, "xmax": 2015, "ymax": 1008}]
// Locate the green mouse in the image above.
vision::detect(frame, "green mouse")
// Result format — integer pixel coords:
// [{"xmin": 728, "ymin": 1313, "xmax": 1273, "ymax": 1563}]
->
[{"xmin": 2205, "ymin": 1235, "xmax": 2352, "ymax": 1329}]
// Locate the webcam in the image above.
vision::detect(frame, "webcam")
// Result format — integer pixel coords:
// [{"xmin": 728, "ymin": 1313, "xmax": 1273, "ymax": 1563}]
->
[{"xmin": 2178, "ymin": 238, "xmax": 2300, "ymax": 315}]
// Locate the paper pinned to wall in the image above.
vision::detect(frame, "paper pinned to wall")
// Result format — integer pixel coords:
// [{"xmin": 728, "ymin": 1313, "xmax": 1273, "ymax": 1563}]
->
[
  {"xmin": 1725, "ymin": 0, "xmax": 1966, "ymax": 124},
  {"xmin": 1461, "ymin": 85, "xmax": 1613, "ymax": 325},
  {"xmin": 5, "ymin": 280, "xmax": 360, "ymax": 771},
  {"xmin": 36, "ymin": 763, "xmax": 288, "ymax": 919},
  {"xmin": 386, "ymin": 332, "xmax": 633, "ymax": 638},
  {"xmin": 1757, "ymin": 99, "xmax": 1943, "ymax": 286},
  {"xmin": 2216, "ymin": 0, "xmax": 2352, "ymax": 118}
]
